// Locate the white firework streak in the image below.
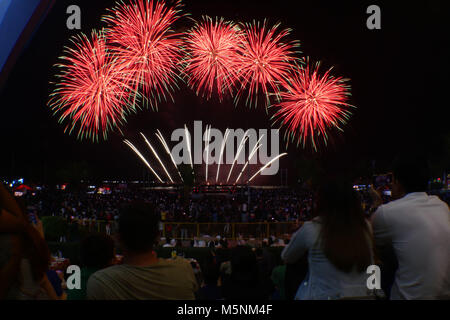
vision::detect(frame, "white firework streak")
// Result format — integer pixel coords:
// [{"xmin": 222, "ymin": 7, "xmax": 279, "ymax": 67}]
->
[
  {"xmin": 124, "ymin": 140, "xmax": 163, "ymax": 183},
  {"xmin": 227, "ymin": 129, "xmax": 249, "ymax": 183},
  {"xmin": 235, "ymin": 134, "xmax": 265, "ymax": 183},
  {"xmin": 248, "ymin": 153, "xmax": 288, "ymax": 183},
  {"xmin": 184, "ymin": 124, "xmax": 193, "ymax": 169},
  {"xmin": 140, "ymin": 132, "xmax": 174, "ymax": 183},
  {"xmin": 216, "ymin": 128, "xmax": 230, "ymax": 183},
  {"xmin": 155, "ymin": 129, "xmax": 183, "ymax": 182},
  {"xmin": 204, "ymin": 125, "xmax": 211, "ymax": 182}
]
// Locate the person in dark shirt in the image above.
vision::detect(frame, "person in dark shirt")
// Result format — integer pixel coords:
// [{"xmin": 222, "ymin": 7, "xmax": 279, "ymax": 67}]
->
[
  {"xmin": 222, "ymin": 246, "xmax": 269, "ymax": 300},
  {"xmin": 67, "ymin": 233, "xmax": 115, "ymax": 300}
]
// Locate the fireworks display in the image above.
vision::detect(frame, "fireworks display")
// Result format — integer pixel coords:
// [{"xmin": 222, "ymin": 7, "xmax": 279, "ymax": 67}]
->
[
  {"xmin": 124, "ymin": 139, "xmax": 163, "ymax": 182},
  {"xmin": 102, "ymin": 0, "xmax": 183, "ymax": 109},
  {"xmin": 49, "ymin": 0, "xmax": 354, "ymax": 153},
  {"xmin": 234, "ymin": 21, "xmax": 300, "ymax": 108},
  {"xmin": 124, "ymin": 127, "xmax": 288, "ymax": 185},
  {"xmin": 235, "ymin": 134, "xmax": 264, "ymax": 183},
  {"xmin": 141, "ymin": 132, "xmax": 174, "ymax": 183},
  {"xmin": 227, "ymin": 129, "xmax": 249, "ymax": 183},
  {"xmin": 216, "ymin": 128, "xmax": 230, "ymax": 183},
  {"xmin": 248, "ymin": 153, "xmax": 287, "ymax": 182},
  {"xmin": 271, "ymin": 62, "xmax": 353, "ymax": 150},
  {"xmin": 183, "ymin": 17, "xmax": 243, "ymax": 100},
  {"xmin": 156, "ymin": 129, "xmax": 184, "ymax": 182},
  {"xmin": 48, "ymin": 30, "xmax": 134, "ymax": 141}
]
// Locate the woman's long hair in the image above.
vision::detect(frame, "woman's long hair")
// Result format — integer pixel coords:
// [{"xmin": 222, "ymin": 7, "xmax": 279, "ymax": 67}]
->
[{"xmin": 317, "ymin": 182, "xmax": 372, "ymax": 273}]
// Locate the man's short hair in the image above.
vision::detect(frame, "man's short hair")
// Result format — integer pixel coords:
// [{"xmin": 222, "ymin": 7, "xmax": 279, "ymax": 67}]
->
[
  {"xmin": 80, "ymin": 233, "xmax": 115, "ymax": 268},
  {"xmin": 119, "ymin": 201, "xmax": 159, "ymax": 253},
  {"xmin": 392, "ymin": 151, "xmax": 429, "ymax": 193}
]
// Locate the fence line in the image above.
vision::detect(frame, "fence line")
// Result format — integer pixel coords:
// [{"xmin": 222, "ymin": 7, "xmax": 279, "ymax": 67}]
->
[{"xmin": 72, "ymin": 219, "xmax": 300, "ymax": 240}]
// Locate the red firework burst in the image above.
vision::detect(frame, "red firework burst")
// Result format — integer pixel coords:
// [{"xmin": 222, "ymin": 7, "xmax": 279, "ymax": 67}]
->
[
  {"xmin": 235, "ymin": 20, "xmax": 300, "ymax": 108},
  {"xmin": 183, "ymin": 16, "xmax": 243, "ymax": 101},
  {"xmin": 102, "ymin": 0, "xmax": 183, "ymax": 108},
  {"xmin": 48, "ymin": 30, "xmax": 133, "ymax": 141},
  {"xmin": 271, "ymin": 62, "xmax": 353, "ymax": 150}
]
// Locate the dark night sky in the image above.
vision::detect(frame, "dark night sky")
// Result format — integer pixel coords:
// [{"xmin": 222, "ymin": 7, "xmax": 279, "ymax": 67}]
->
[{"xmin": 0, "ymin": 0, "xmax": 448, "ymax": 184}]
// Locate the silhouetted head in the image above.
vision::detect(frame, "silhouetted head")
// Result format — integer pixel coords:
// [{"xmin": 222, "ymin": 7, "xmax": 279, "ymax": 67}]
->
[
  {"xmin": 392, "ymin": 151, "xmax": 429, "ymax": 197},
  {"xmin": 118, "ymin": 201, "xmax": 159, "ymax": 254},
  {"xmin": 81, "ymin": 233, "xmax": 115, "ymax": 269}
]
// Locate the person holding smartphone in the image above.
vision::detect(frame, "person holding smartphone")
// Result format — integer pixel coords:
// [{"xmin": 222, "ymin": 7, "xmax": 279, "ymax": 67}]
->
[
  {"xmin": 371, "ymin": 153, "xmax": 450, "ymax": 299},
  {"xmin": 0, "ymin": 183, "xmax": 58, "ymax": 300}
]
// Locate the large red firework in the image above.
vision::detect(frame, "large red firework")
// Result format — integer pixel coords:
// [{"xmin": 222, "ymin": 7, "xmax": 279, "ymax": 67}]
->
[
  {"xmin": 235, "ymin": 21, "xmax": 299, "ymax": 108},
  {"xmin": 271, "ymin": 62, "xmax": 353, "ymax": 150},
  {"xmin": 102, "ymin": 0, "xmax": 183, "ymax": 109},
  {"xmin": 48, "ymin": 30, "xmax": 133, "ymax": 141},
  {"xmin": 183, "ymin": 16, "xmax": 243, "ymax": 101}
]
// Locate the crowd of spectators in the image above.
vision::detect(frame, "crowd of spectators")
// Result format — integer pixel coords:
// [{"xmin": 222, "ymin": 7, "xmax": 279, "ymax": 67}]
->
[
  {"xmin": 20, "ymin": 187, "xmax": 314, "ymax": 224},
  {"xmin": 1, "ymin": 151, "xmax": 449, "ymax": 300}
]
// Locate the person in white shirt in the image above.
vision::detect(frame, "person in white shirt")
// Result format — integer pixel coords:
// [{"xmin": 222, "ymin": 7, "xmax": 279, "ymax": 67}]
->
[
  {"xmin": 371, "ymin": 153, "xmax": 450, "ymax": 300},
  {"xmin": 282, "ymin": 182, "xmax": 375, "ymax": 300}
]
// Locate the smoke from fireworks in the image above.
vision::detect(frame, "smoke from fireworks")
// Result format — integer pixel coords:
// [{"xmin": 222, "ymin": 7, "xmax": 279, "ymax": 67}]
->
[
  {"xmin": 102, "ymin": 0, "xmax": 183, "ymax": 109},
  {"xmin": 234, "ymin": 21, "xmax": 300, "ymax": 108},
  {"xmin": 48, "ymin": 30, "xmax": 134, "ymax": 141},
  {"xmin": 183, "ymin": 17, "xmax": 243, "ymax": 101},
  {"xmin": 271, "ymin": 62, "xmax": 353, "ymax": 150}
]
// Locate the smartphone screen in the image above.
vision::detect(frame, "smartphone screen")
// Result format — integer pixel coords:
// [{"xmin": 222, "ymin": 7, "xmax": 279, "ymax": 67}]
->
[{"xmin": 28, "ymin": 212, "xmax": 37, "ymax": 224}]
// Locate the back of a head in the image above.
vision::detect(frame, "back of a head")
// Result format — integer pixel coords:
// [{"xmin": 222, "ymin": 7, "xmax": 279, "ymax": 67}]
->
[
  {"xmin": 392, "ymin": 150, "xmax": 429, "ymax": 193},
  {"xmin": 81, "ymin": 233, "xmax": 115, "ymax": 269},
  {"xmin": 230, "ymin": 246, "xmax": 257, "ymax": 275},
  {"xmin": 317, "ymin": 181, "xmax": 372, "ymax": 273},
  {"xmin": 119, "ymin": 201, "xmax": 159, "ymax": 254},
  {"xmin": 202, "ymin": 253, "xmax": 220, "ymax": 285}
]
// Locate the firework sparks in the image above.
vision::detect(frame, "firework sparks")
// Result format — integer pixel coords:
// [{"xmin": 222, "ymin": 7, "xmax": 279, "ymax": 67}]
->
[
  {"xmin": 140, "ymin": 132, "xmax": 174, "ymax": 183},
  {"xmin": 204, "ymin": 125, "xmax": 212, "ymax": 182},
  {"xmin": 103, "ymin": 0, "xmax": 183, "ymax": 109},
  {"xmin": 156, "ymin": 129, "xmax": 183, "ymax": 182},
  {"xmin": 234, "ymin": 20, "xmax": 300, "ymax": 108},
  {"xmin": 183, "ymin": 16, "xmax": 243, "ymax": 101},
  {"xmin": 271, "ymin": 62, "xmax": 353, "ymax": 150},
  {"xmin": 248, "ymin": 153, "xmax": 287, "ymax": 183},
  {"xmin": 49, "ymin": 30, "xmax": 134, "ymax": 141},
  {"xmin": 235, "ymin": 134, "xmax": 264, "ymax": 183},
  {"xmin": 124, "ymin": 139, "xmax": 163, "ymax": 182},
  {"xmin": 184, "ymin": 124, "xmax": 194, "ymax": 169},
  {"xmin": 216, "ymin": 128, "xmax": 230, "ymax": 183},
  {"xmin": 226, "ymin": 129, "xmax": 249, "ymax": 183}
]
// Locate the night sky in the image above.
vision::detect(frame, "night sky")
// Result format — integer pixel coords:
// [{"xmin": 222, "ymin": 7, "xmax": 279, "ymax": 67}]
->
[{"xmin": 0, "ymin": 0, "xmax": 447, "ymax": 184}]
